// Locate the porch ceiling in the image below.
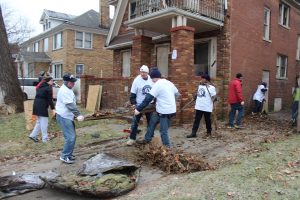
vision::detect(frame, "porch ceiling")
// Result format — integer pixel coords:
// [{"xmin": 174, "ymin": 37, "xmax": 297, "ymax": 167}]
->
[{"xmin": 125, "ymin": 8, "xmax": 224, "ymax": 35}]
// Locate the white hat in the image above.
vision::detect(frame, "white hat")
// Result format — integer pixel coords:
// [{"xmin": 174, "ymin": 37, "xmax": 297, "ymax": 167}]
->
[{"xmin": 140, "ymin": 65, "xmax": 149, "ymax": 73}]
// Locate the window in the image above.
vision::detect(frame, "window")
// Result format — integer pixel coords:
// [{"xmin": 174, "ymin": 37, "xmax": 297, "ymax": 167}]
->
[
  {"xmin": 43, "ymin": 38, "xmax": 48, "ymax": 52},
  {"xmin": 130, "ymin": 1, "xmax": 137, "ymax": 19},
  {"xmin": 53, "ymin": 32, "xmax": 63, "ymax": 50},
  {"xmin": 276, "ymin": 54, "xmax": 288, "ymax": 78},
  {"xmin": 279, "ymin": 3, "xmax": 289, "ymax": 27},
  {"xmin": 263, "ymin": 8, "xmax": 271, "ymax": 40},
  {"xmin": 75, "ymin": 64, "xmax": 84, "ymax": 78},
  {"xmin": 122, "ymin": 50, "xmax": 131, "ymax": 77},
  {"xmin": 75, "ymin": 31, "xmax": 92, "ymax": 49},
  {"xmin": 33, "ymin": 42, "xmax": 39, "ymax": 52},
  {"xmin": 297, "ymin": 35, "xmax": 300, "ymax": 60},
  {"xmin": 51, "ymin": 63, "xmax": 63, "ymax": 79}
]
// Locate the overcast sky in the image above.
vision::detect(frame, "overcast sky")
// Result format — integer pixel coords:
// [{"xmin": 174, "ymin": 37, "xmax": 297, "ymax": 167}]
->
[{"xmin": 0, "ymin": 0, "xmax": 102, "ymax": 36}]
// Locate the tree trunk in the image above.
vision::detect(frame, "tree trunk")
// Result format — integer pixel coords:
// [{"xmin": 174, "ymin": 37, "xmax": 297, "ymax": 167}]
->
[{"xmin": 0, "ymin": 6, "xmax": 24, "ymax": 112}]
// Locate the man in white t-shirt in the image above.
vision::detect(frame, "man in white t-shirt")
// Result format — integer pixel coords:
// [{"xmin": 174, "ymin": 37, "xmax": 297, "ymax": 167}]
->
[
  {"xmin": 252, "ymin": 82, "xmax": 268, "ymax": 115},
  {"xmin": 186, "ymin": 74, "xmax": 216, "ymax": 138},
  {"xmin": 55, "ymin": 73, "xmax": 84, "ymax": 164},
  {"xmin": 134, "ymin": 68, "xmax": 180, "ymax": 148},
  {"xmin": 127, "ymin": 65, "xmax": 154, "ymax": 146}
]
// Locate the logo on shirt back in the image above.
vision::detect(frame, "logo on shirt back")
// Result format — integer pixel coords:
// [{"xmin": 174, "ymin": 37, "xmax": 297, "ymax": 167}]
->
[
  {"xmin": 197, "ymin": 88, "xmax": 206, "ymax": 98},
  {"xmin": 142, "ymin": 85, "xmax": 152, "ymax": 95}
]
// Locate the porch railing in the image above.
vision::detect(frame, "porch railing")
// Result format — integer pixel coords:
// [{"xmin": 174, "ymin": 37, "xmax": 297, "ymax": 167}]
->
[{"xmin": 131, "ymin": 0, "xmax": 225, "ymax": 22}]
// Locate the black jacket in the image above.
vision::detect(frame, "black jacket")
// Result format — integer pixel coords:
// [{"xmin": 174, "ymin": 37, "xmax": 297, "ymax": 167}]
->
[{"xmin": 32, "ymin": 82, "xmax": 55, "ymax": 117}]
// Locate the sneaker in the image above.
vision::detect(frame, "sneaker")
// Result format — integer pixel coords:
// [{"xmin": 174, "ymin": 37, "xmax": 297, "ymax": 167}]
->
[
  {"xmin": 186, "ymin": 133, "xmax": 197, "ymax": 138},
  {"xmin": 136, "ymin": 139, "xmax": 150, "ymax": 145},
  {"xmin": 42, "ymin": 138, "xmax": 49, "ymax": 143},
  {"xmin": 227, "ymin": 125, "xmax": 234, "ymax": 129},
  {"xmin": 28, "ymin": 136, "xmax": 39, "ymax": 143},
  {"xmin": 234, "ymin": 125, "xmax": 245, "ymax": 129},
  {"xmin": 69, "ymin": 155, "xmax": 76, "ymax": 161},
  {"xmin": 60, "ymin": 157, "xmax": 75, "ymax": 164},
  {"xmin": 126, "ymin": 139, "xmax": 135, "ymax": 146}
]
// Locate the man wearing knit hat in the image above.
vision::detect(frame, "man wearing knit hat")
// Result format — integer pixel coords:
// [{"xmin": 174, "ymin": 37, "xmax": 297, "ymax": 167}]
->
[
  {"xmin": 127, "ymin": 65, "xmax": 154, "ymax": 146},
  {"xmin": 134, "ymin": 68, "xmax": 180, "ymax": 148}
]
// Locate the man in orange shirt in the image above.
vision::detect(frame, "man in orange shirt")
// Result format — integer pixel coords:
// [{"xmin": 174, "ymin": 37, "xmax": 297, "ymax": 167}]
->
[{"xmin": 227, "ymin": 73, "xmax": 244, "ymax": 129}]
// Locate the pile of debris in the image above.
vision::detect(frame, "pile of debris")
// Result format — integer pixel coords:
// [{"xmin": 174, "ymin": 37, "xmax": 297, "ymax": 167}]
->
[{"xmin": 137, "ymin": 144, "xmax": 212, "ymax": 174}]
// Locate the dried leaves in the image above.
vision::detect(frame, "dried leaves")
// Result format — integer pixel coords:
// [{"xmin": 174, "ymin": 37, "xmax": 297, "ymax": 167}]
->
[{"xmin": 137, "ymin": 144, "xmax": 212, "ymax": 174}]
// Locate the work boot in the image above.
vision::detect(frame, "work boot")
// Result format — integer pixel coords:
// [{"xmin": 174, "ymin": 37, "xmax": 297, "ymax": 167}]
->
[{"xmin": 186, "ymin": 132, "xmax": 197, "ymax": 138}]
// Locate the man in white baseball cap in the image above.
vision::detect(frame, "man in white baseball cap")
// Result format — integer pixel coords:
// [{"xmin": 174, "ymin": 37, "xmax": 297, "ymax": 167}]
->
[{"xmin": 127, "ymin": 65, "xmax": 153, "ymax": 146}]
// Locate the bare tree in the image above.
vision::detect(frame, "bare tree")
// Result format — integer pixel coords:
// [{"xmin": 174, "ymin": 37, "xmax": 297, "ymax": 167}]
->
[
  {"xmin": 0, "ymin": 5, "xmax": 24, "ymax": 112},
  {"xmin": 1, "ymin": 3, "xmax": 33, "ymax": 44}
]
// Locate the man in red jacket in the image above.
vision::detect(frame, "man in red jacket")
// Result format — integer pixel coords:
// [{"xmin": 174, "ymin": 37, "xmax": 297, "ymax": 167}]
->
[{"xmin": 228, "ymin": 73, "xmax": 244, "ymax": 129}]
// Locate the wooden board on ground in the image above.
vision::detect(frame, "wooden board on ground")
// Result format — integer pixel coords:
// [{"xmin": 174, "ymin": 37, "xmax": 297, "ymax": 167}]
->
[
  {"xmin": 24, "ymin": 100, "xmax": 35, "ymax": 131},
  {"xmin": 86, "ymin": 85, "xmax": 102, "ymax": 113}
]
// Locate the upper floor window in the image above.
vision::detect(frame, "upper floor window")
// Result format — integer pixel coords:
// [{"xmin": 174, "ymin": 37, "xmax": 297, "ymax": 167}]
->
[
  {"xmin": 75, "ymin": 64, "xmax": 84, "ymax": 78},
  {"xmin": 75, "ymin": 32, "xmax": 92, "ymax": 49},
  {"xmin": 297, "ymin": 35, "xmax": 300, "ymax": 60},
  {"xmin": 51, "ymin": 63, "xmax": 63, "ymax": 79},
  {"xmin": 279, "ymin": 2, "xmax": 289, "ymax": 27},
  {"xmin": 53, "ymin": 32, "xmax": 63, "ymax": 50},
  {"xmin": 122, "ymin": 50, "xmax": 131, "ymax": 77},
  {"xmin": 43, "ymin": 38, "xmax": 48, "ymax": 52},
  {"xmin": 276, "ymin": 54, "xmax": 288, "ymax": 79},
  {"xmin": 33, "ymin": 42, "xmax": 39, "ymax": 52},
  {"xmin": 129, "ymin": 1, "xmax": 137, "ymax": 19},
  {"xmin": 263, "ymin": 7, "xmax": 271, "ymax": 40}
]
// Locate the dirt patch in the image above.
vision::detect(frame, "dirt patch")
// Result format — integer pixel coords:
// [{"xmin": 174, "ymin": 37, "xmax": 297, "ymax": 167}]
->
[{"xmin": 0, "ymin": 110, "xmax": 295, "ymax": 199}]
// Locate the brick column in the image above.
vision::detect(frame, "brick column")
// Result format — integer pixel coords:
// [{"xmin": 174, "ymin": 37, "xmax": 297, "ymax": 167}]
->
[
  {"xmin": 131, "ymin": 35, "xmax": 153, "ymax": 77},
  {"xmin": 170, "ymin": 26, "xmax": 195, "ymax": 123}
]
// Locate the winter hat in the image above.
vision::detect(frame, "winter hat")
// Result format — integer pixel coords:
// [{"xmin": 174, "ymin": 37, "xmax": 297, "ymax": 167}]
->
[
  {"xmin": 236, "ymin": 73, "xmax": 243, "ymax": 79},
  {"xmin": 150, "ymin": 68, "xmax": 162, "ymax": 79},
  {"xmin": 140, "ymin": 65, "xmax": 149, "ymax": 73},
  {"xmin": 63, "ymin": 73, "xmax": 77, "ymax": 82},
  {"xmin": 43, "ymin": 75, "xmax": 53, "ymax": 82},
  {"xmin": 201, "ymin": 74, "xmax": 211, "ymax": 82}
]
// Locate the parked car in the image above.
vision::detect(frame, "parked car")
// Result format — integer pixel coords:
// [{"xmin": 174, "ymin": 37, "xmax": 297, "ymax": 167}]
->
[{"xmin": 18, "ymin": 78, "xmax": 60, "ymax": 100}]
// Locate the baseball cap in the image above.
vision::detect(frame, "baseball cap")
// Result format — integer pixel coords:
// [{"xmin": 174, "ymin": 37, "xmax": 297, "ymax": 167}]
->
[{"xmin": 63, "ymin": 73, "xmax": 77, "ymax": 82}]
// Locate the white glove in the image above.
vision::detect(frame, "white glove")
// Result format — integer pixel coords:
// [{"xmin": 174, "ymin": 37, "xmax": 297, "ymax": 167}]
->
[
  {"xmin": 241, "ymin": 101, "xmax": 245, "ymax": 106},
  {"xmin": 76, "ymin": 115, "xmax": 84, "ymax": 122},
  {"xmin": 134, "ymin": 109, "xmax": 140, "ymax": 116}
]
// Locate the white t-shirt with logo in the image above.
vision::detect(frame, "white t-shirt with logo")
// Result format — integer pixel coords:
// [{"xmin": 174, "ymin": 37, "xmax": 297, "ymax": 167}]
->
[
  {"xmin": 195, "ymin": 84, "xmax": 216, "ymax": 112},
  {"xmin": 55, "ymin": 84, "xmax": 77, "ymax": 120},
  {"xmin": 131, "ymin": 75, "xmax": 153, "ymax": 105},
  {"xmin": 253, "ymin": 85, "xmax": 266, "ymax": 102},
  {"xmin": 149, "ymin": 79, "xmax": 179, "ymax": 114}
]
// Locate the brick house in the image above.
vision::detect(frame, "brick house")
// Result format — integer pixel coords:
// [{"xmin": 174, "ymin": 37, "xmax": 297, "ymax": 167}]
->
[
  {"xmin": 104, "ymin": 0, "xmax": 300, "ymax": 122},
  {"xmin": 16, "ymin": 1, "xmax": 112, "ymax": 80}
]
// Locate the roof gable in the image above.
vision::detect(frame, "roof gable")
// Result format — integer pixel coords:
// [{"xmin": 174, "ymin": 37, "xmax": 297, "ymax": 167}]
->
[{"xmin": 39, "ymin": 9, "xmax": 76, "ymax": 23}]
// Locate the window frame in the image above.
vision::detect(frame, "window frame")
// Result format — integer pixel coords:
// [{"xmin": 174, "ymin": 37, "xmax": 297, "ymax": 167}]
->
[
  {"xmin": 75, "ymin": 64, "xmax": 84, "ymax": 78},
  {"xmin": 43, "ymin": 38, "xmax": 48, "ymax": 52},
  {"xmin": 279, "ymin": 2, "xmax": 290, "ymax": 27},
  {"xmin": 121, "ymin": 50, "xmax": 131, "ymax": 77},
  {"xmin": 263, "ymin": 7, "xmax": 271, "ymax": 41},
  {"xmin": 75, "ymin": 31, "xmax": 92, "ymax": 49},
  {"xmin": 129, "ymin": 0, "xmax": 137, "ymax": 19},
  {"xmin": 276, "ymin": 54, "xmax": 288, "ymax": 79},
  {"xmin": 53, "ymin": 32, "xmax": 63, "ymax": 50},
  {"xmin": 33, "ymin": 42, "xmax": 39, "ymax": 52},
  {"xmin": 51, "ymin": 63, "xmax": 63, "ymax": 79}
]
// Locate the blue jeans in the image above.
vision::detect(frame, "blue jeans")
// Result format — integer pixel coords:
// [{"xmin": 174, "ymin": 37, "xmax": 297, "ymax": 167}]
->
[
  {"xmin": 129, "ymin": 112, "xmax": 152, "ymax": 140},
  {"xmin": 292, "ymin": 101, "xmax": 298, "ymax": 122},
  {"xmin": 253, "ymin": 100, "xmax": 263, "ymax": 113},
  {"xmin": 229, "ymin": 103, "xmax": 244, "ymax": 126},
  {"xmin": 56, "ymin": 114, "xmax": 76, "ymax": 159},
  {"xmin": 144, "ymin": 112, "xmax": 174, "ymax": 147}
]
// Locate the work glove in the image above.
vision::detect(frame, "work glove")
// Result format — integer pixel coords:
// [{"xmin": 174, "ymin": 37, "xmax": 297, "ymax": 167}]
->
[
  {"xmin": 76, "ymin": 115, "xmax": 85, "ymax": 122},
  {"xmin": 241, "ymin": 101, "xmax": 245, "ymax": 106},
  {"xmin": 134, "ymin": 109, "xmax": 140, "ymax": 116}
]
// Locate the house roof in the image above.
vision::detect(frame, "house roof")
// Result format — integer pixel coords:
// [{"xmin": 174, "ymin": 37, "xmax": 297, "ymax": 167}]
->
[
  {"xmin": 16, "ymin": 52, "xmax": 51, "ymax": 63},
  {"xmin": 40, "ymin": 9, "xmax": 76, "ymax": 23},
  {"xmin": 21, "ymin": 10, "xmax": 109, "ymax": 48}
]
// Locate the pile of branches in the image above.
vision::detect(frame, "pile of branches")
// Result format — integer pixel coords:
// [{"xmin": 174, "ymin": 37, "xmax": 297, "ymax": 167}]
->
[{"xmin": 137, "ymin": 144, "xmax": 212, "ymax": 174}]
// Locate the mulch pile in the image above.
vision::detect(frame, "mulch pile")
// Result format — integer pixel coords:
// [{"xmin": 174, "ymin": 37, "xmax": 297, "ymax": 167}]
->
[{"xmin": 137, "ymin": 144, "xmax": 213, "ymax": 174}]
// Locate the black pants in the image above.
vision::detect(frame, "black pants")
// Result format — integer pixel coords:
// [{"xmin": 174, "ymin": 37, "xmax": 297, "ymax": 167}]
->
[{"xmin": 192, "ymin": 110, "xmax": 212, "ymax": 134}]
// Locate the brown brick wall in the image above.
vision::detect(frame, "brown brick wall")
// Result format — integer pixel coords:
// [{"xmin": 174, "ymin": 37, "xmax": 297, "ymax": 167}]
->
[
  {"xmin": 80, "ymin": 75, "xmax": 133, "ymax": 109},
  {"xmin": 47, "ymin": 29, "xmax": 113, "ymax": 78},
  {"xmin": 230, "ymin": 0, "xmax": 300, "ymax": 111},
  {"xmin": 131, "ymin": 35, "xmax": 153, "ymax": 77}
]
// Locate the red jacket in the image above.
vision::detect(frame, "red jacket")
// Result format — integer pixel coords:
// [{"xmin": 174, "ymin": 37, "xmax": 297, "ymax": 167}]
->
[{"xmin": 228, "ymin": 78, "xmax": 243, "ymax": 104}]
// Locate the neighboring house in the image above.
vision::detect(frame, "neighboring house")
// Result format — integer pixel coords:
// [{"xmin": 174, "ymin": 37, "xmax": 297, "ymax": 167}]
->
[
  {"xmin": 105, "ymin": 0, "xmax": 300, "ymax": 122},
  {"xmin": 16, "ymin": 0, "xmax": 113, "ymax": 80}
]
